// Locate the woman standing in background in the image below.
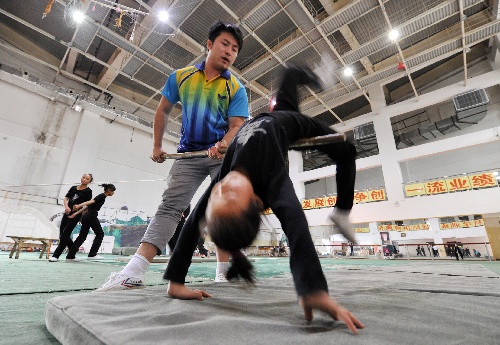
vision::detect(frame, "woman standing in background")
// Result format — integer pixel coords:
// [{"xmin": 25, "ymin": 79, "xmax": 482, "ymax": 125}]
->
[
  {"xmin": 49, "ymin": 174, "xmax": 93, "ymax": 262},
  {"xmin": 65, "ymin": 183, "xmax": 116, "ymax": 261}
]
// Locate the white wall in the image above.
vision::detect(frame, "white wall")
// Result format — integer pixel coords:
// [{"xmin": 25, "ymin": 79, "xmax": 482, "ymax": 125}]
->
[
  {"xmin": 0, "ymin": 72, "xmax": 189, "ymax": 220},
  {"xmin": 399, "ymin": 140, "xmax": 500, "ymax": 182}
]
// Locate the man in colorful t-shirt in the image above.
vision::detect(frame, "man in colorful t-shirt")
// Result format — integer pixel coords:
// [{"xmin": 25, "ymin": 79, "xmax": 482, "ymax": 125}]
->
[{"xmin": 97, "ymin": 21, "xmax": 248, "ymax": 291}]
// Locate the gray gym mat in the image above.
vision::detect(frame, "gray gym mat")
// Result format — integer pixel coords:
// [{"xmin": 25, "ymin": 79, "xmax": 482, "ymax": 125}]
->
[{"xmin": 45, "ymin": 263, "xmax": 500, "ymax": 345}]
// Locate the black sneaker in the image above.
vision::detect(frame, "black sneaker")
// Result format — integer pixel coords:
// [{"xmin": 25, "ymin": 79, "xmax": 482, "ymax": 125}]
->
[{"xmin": 285, "ymin": 62, "xmax": 323, "ymax": 90}]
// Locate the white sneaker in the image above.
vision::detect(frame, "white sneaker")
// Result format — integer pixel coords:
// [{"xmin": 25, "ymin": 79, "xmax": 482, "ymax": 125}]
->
[
  {"xmin": 329, "ymin": 208, "xmax": 357, "ymax": 244},
  {"xmin": 215, "ymin": 271, "xmax": 228, "ymax": 282},
  {"xmin": 48, "ymin": 257, "xmax": 58, "ymax": 262},
  {"xmin": 88, "ymin": 255, "xmax": 105, "ymax": 260},
  {"xmin": 95, "ymin": 272, "xmax": 145, "ymax": 292},
  {"xmin": 215, "ymin": 262, "xmax": 229, "ymax": 282}
]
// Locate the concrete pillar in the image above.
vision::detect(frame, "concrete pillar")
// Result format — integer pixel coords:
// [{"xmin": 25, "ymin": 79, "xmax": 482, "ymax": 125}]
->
[
  {"xmin": 366, "ymin": 83, "xmax": 387, "ymax": 113},
  {"xmin": 288, "ymin": 150, "xmax": 305, "ymax": 199},
  {"xmin": 489, "ymin": 0, "xmax": 500, "ymax": 70},
  {"xmin": 484, "ymin": 216, "xmax": 500, "ymax": 260},
  {"xmin": 428, "ymin": 217, "xmax": 445, "ymax": 257},
  {"xmin": 58, "ymin": 110, "xmax": 105, "ymax": 199},
  {"xmin": 369, "ymin": 221, "xmax": 383, "ymax": 258},
  {"xmin": 372, "ymin": 115, "xmax": 405, "ymax": 202},
  {"xmin": 367, "ymin": 83, "xmax": 405, "ymax": 204}
]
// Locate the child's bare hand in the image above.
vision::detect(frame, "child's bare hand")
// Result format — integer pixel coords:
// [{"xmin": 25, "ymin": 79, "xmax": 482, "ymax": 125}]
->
[
  {"xmin": 167, "ymin": 281, "xmax": 212, "ymax": 300},
  {"xmin": 299, "ymin": 291, "xmax": 364, "ymax": 334}
]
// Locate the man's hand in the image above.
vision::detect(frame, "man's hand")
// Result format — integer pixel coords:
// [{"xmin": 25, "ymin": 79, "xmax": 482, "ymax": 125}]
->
[
  {"xmin": 150, "ymin": 147, "xmax": 167, "ymax": 163},
  {"xmin": 64, "ymin": 206, "xmax": 71, "ymax": 215},
  {"xmin": 299, "ymin": 291, "xmax": 364, "ymax": 334},
  {"xmin": 167, "ymin": 281, "xmax": 212, "ymax": 300},
  {"xmin": 207, "ymin": 140, "xmax": 227, "ymax": 160}
]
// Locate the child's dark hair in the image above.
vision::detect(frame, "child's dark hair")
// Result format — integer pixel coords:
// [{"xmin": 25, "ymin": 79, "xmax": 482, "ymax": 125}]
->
[
  {"xmin": 206, "ymin": 198, "xmax": 262, "ymax": 283},
  {"xmin": 208, "ymin": 21, "xmax": 244, "ymax": 52},
  {"xmin": 99, "ymin": 183, "xmax": 116, "ymax": 192},
  {"xmin": 227, "ymin": 250, "xmax": 255, "ymax": 283}
]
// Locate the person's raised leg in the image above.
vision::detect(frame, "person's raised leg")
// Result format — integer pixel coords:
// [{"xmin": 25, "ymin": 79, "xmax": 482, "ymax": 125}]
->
[
  {"xmin": 273, "ymin": 63, "xmax": 322, "ymax": 112},
  {"xmin": 280, "ymin": 101, "xmax": 357, "ymax": 243}
]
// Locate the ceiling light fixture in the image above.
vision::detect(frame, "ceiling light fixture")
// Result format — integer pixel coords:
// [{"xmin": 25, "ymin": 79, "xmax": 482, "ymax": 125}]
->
[
  {"xmin": 343, "ymin": 67, "xmax": 353, "ymax": 77},
  {"xmin": 158, "ymin": 10, "xmax": 169, "ymax": 22},
  {"xmin": 388, "ymin": 29, "xmax": 399, "ymax": 41},
  {"xmin": 73, "ymin": 10, "xmax": 84, "ymax": 24}
]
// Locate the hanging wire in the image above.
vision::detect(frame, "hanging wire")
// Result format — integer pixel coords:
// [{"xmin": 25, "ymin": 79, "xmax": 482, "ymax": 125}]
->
[{"xmin": 1, "ymin": 178, "xmax": 168, "ymax": 188}]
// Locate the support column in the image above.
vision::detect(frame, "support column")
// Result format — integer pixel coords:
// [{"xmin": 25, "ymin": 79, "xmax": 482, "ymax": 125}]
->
[
  {"xmin": 484, "ymin": 216, "xmax": 500, "ymax": 260},
  {"xmin": 58, "ymin": 110, "xmax": 105, "ymax": 199},
  {"xmin": 372, "ymin": 115, "xmax": 405, "ymax": 202},
  {"xmin": 369, "ymin": 221, "xmax": 383, "ymax": 258},
  {"xmin": 427, "ymin": 217, "xmax": 445, "ymax": 257},
  {"xmin": 367, "ymin": 83, "xmax": 405, "ymax": 204},
  {"xmin": 288, "ymin": 150, "xmax": 305, "ymax": 199},
  {"xmin": 366, "ymin": 83, "xmax": 387, "ymax": 113},
  {"xmin": 489, "ymin": 0, "xmax": 500, "ymax": 70}
]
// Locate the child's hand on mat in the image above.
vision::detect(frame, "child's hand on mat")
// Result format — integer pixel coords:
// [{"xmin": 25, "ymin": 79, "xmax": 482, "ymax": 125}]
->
[
  {"xmin": 168, "ymin": 281, "xmax": 212, "ymax": 300},
  {"xmin": 299, "ymin": 291, "xmax": 364, "ymax": 334}
]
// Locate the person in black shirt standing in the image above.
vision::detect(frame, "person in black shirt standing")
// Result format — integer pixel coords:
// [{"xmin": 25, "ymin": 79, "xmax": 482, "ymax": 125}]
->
[
  {"xmin": 65, "ymin": 183, "xmax": 116, "ymax": 261},
  {"xmin": 49, "ymin": 174, "xmax": 93, "ymax": 262},
  {"xmin": 164, "ymin": 64, "xmax": 363, "ymax": 334}
]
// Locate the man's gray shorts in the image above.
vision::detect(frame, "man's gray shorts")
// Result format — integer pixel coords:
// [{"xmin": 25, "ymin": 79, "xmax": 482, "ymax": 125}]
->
[{"xmin": 141, "ymin": 156, "xmax": 221, "ymax": 253}]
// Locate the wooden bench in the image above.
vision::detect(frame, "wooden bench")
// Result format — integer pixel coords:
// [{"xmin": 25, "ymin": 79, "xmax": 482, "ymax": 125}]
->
[
  {"xmin": 256, "ymin": 246, "xmax": 274, "ymax": 256},
  {"xmin": 7, "ymin": 236, "xmax": 59, "ymax": 259}
]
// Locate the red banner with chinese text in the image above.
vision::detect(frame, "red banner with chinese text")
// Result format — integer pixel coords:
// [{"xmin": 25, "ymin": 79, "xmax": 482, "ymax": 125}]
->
[
  {"xmin": 439, "ymin": 219, "xmax": 484, "ymax": 229},
  {"xmin": 377, "ymin": 223, "xmax": 429, "ymax": 231}
]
